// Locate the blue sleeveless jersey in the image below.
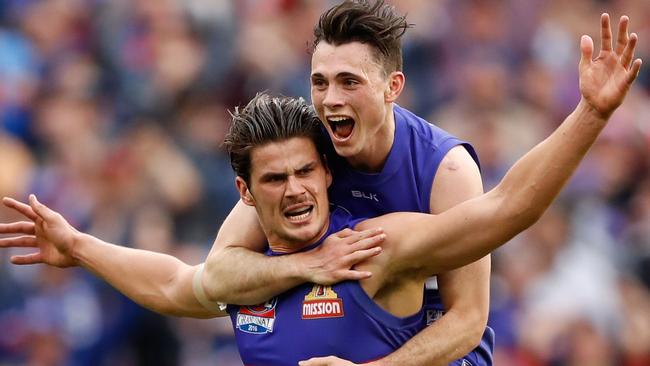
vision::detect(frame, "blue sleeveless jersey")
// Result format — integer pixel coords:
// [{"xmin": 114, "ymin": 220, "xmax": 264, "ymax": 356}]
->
[
  {"xmin": 228, "ymin": 208, "xmax": 426, "ymax": 366},
  {"xmin": 326, "ymin": 105, "xmax": 494, "ymax": 365}
]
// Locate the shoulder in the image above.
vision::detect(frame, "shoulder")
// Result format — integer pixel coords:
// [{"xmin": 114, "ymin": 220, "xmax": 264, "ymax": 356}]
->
[
  {"xmin": 395, "ymin": 105, "xmax": 479, "ymax": 161},
  {"xmin": 429, "ymin": 145, "xmax": 483, "ymax": 213}
]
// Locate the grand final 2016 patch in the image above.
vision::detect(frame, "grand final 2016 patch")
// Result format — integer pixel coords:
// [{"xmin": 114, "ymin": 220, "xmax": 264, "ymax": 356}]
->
[
  {"xmin": 236, "ymin": 298, "xmax": 277, "ymax": 334},
  {"xmin": 302, "ymin": 285, "xmax": 344, "ymax": 319}
]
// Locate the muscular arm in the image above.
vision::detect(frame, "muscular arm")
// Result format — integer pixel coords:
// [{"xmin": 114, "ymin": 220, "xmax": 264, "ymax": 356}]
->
[
  {"xmin": 203, "ymin": 200, "xmax": 385, "ymax": 305},
  {"xmin": 372, "ymin": 146, "xmax": 489, "ymax": 366},
  {"xmin": 0, "ymin": 196, "xmax": 225, "ymax": 318}
]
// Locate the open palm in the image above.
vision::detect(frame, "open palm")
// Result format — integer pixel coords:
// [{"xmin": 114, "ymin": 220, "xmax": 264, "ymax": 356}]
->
[
  {"xmin": 0, "ymin": 195, "xmax": 79, "ymax": 268},
  {"xmin": 579, "ymin": 14, "xmax": 642, "ymax": 117}
]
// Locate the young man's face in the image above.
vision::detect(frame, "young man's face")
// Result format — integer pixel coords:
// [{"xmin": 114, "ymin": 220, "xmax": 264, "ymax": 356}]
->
[
  {"xmin": 237, "ymin": 137, "xmax": 332, "ymax": 252},
  {"xmin": 310, "ymin": 41, "xmax": 396, "ymax": 161}
]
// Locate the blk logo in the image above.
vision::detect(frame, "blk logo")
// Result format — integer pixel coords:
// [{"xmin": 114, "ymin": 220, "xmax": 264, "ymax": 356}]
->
[{"xmin": 351, "ymin": 190, "xmax": 379, "ymax": 202}]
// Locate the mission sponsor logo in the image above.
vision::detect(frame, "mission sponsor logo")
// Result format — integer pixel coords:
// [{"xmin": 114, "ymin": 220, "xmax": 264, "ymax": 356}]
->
[
  {"xmin": 302, "ymin": 285, "xmax": 344, "ymax": 319},
  {"xmin": 236, "ymin": 298, "xmax": 277, "ymax": 334}
]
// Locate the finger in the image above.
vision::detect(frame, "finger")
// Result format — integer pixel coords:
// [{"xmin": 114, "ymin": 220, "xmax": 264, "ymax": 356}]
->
[
  {"xmin": 334, "ymin": 228, "xmax": 354, "ymax": 238},
  {"xmin": 0, "ymin": 221, "xmax": 36, "ymax": 235},
  {"xmin": 580, "ymin": 35, "xmax": 594, "ymax": 71},
  {"xmin": 0, "ymin": 236, "xmax": 38, "ymax": 248},
  {"xmin": 345, "ymin": 227, "xmax": 384, "ymax": 243},
  {"xmin": 621, "ymin": 33, "xmax": 638, "ymax": 70},
  {"xmin": 343, "ymin": 247, "xmax": 383, "ymax": 266},
  {"xmin": 349, "ymin": 233, "xmax": 386, "ymax": 252},
  {"xmin": 600, "ymin": 13, "xmax": 612, "ymax": 52},
  {"xmin": 10, "ymin": 252, "xmax": 44, "ymax": 265},
  {"xmin": 615, "ymin": 15, "xmax": 629, "ymax": 55},
  {"xmin": 29, "ymin": 195, "xmax": 58, "ymax": 222},
  {"xmin": 337, "ymin": 269, "xmax": 373, "ymax": 281},
  {"xmin": 626, "ymin": 58, "xmax": 643, "ymax": 85},
  {"xmin": 2, "ymin": 197, "xmax": 38, "ymax": 221}
]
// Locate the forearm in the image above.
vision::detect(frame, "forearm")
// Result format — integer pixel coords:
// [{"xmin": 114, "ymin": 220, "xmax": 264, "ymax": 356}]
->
[
  {"xmin": 73, "ymin": 233, "xmax": 216, "ymax": 318},
  {"xmin": 495, "ymin": 99, "xmax": 608, "ymax": 226},
  {"xmin": 371, "ymin": 307, "xmax": 482, "ymax": 366},
  {"xmin": 373, "ymin": 259, "xmax": 490, "ymax": 366},
  {"xmin": 203, "ymin": 245, "xmax": 307, "ymax": 305}
]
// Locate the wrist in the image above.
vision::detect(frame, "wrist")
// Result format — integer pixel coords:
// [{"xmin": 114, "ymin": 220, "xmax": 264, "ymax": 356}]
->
[
  {"xmin": 285, "ymin": 251, "xmax": 312, "ymax": 283},
  {"xmin": 577, "ymin": 97, "xmax": 613, "ymax": 121},
  {"xmin": 70, "ymin": 232, "xmax": 91, "ymax": 266}
]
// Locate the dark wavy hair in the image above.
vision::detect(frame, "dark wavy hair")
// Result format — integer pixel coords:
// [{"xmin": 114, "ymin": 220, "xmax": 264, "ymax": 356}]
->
[
  {"xmin": 224, "ymin": 93, "xmax": 326, "ymax": 185},
  {"xmin": 313, "ymin": 0, "xmax": 412, "ymax": 75}
]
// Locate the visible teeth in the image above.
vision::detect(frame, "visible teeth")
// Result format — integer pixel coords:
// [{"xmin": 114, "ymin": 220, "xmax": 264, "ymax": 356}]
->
[
  {"xmin": 328, "ymin": 116, "xmax": 349, "ymax": 122},
  {"xmin": 286, "ymin": 206, "xmax": 312, "ymax": 221},
  {"xmin": 289, "ymin": 211, "xmax": 310, "ymax": 221}
]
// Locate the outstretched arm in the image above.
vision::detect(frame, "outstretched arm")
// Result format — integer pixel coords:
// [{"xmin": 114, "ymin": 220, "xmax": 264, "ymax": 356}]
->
[
  {"xmin": 203, "ymin": 201, "xmax": 385, "ymax": 305},
  {"xmin": 0, "ymin": 195, "xmax": 224, "ymax": 318},
  {"xmin": 301, "ymin": 14, "xmax": 642, "ymax": 366},
  {"xmin": 381, "ymin": 14, "xmax": 642, "ymax": 278}
]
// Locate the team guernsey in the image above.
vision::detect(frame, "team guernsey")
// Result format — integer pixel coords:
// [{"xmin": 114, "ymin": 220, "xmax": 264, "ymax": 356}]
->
[
  {"xmin": 326, "ymin": 105, "xmax": 494, "ymax": 365},
  {"xmin": 227, "ymin": 208, "xmax": 426, "ymax": 366}
]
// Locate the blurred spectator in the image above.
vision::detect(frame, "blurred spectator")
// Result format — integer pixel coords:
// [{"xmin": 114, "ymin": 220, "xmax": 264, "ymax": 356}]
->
[{"xmin": 0, "ymin": 1, "xmax": 648, "ymax": 365}]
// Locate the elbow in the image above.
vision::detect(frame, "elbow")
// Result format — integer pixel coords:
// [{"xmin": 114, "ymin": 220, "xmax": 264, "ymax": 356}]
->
[
  {"xmin": 458, "ymin": 307, "xmax": 488, "ymax": 351},
  {"xmin": 466, "ymin": 309, "xmax": 488, "ymax": 350}
]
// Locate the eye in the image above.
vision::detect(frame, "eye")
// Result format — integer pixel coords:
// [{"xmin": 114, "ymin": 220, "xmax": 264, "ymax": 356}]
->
[
  {"xmin": 311, "ymin": 78, "xmax": 327, "ymax": 89},
  {"xmin": 296, "ymin": 167, "xmax": 314, "ymax": 176},
  {"xmin": 343, "ymin": 78, "xmax": 358, "ymax": 87}
]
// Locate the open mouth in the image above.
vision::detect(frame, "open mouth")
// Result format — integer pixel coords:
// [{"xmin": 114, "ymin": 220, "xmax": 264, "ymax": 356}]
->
[
  {"xmin": 327, "ymin": 116, "xmax": 355, "ymax": 141},
  {"xmin": 284, "ymin": 205, "xmax": 314, "ymax": 222}
]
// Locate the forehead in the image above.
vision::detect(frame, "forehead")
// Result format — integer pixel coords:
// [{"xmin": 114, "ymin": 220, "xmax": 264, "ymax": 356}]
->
[
  {"xmin": 311, "ymin": 41, "xmax": 383, "ymax": 78},
  {"xmin": 249, "ymin": 137, "xmax": 321, "ymax": 175}
]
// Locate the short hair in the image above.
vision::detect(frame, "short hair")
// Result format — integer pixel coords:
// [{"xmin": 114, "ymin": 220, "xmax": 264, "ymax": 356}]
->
[
  {"xmin": 312, "ymin": 0, "xmax": 412, "ymax": 75},
  {"xmin": 224, "ymin": 93, "xmax": 325, "ymax": 185}
]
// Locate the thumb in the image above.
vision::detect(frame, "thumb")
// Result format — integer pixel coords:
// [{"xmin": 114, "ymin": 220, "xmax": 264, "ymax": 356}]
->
[{"xmin": 579, "ymin": 35, "xmax": 594, "ymax": 72}]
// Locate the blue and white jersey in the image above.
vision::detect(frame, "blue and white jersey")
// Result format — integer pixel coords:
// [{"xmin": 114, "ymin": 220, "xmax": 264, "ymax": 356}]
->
[
  {"xmin": 326, "ymin": 105, "xmax": 494, "ymax": 366},
  {"xmin": 228, "ymin": 208, "xmax": 426, "ymax": 366}
]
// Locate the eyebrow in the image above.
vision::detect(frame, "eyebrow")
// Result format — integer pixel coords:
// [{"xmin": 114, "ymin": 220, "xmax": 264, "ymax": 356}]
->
[{"xmin": 311, "ymin": 71, "xmax": 363, "ymax": 80}]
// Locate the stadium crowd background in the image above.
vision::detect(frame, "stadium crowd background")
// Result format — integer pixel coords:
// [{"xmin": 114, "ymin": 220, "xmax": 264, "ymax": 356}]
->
[{"xmin": 0, "ymin": 0, "xmax": 648, "ymax": 365}]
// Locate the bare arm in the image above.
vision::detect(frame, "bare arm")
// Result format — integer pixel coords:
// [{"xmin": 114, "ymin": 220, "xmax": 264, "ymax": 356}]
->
[
  {"xmin": 203, "ymin": 200, "xmax": 385, "ymax": 305},
  {"xmin": 370, "ymin": 146, "xmax": 490, "ymax": 366},
  {"xmin": 0, "ymin": 196, "xmax": 225, "ymax": 318},
  {"xmin": 373, "ymin": 14, "xmax": 642, "ymax": 279}
]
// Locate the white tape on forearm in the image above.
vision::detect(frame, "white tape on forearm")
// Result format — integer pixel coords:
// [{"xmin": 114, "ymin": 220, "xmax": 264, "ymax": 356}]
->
[{"xmin": 192, "ymin": 263, "xmax": 223, "ymax": 313}]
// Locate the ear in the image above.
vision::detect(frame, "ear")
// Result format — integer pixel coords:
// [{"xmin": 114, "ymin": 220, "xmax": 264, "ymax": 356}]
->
[
  {"xmin": 384, "ymin": 71, "xmax": 405, "ymax": 103},
  {"xmin": 236, "ymin": 177, "xmax": 255, "ymax": 206}
]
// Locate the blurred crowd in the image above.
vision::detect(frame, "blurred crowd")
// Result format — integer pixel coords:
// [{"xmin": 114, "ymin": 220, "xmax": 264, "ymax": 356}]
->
[{"xmin": 0, "ymin": 0, "xmax": 648, "ymax": 365}]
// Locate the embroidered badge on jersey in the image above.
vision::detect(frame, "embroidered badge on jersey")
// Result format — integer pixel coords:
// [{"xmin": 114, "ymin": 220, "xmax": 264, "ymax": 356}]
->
[
  {"xmin": 236, "ymin": 298, "xmax": 277, "ymax": 334},
  {"xmin": 302, "ymin": 285, "xmax": 344, "ymax": 319}
]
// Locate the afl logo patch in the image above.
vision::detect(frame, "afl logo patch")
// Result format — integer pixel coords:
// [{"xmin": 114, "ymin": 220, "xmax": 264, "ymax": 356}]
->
[
  {"xmin": 236, "ymin": 298, "xmax": 277, "ymax": 334},
  {"xmin": 302, "ymin": 285, "xmax": 344, "ymax": 319}
]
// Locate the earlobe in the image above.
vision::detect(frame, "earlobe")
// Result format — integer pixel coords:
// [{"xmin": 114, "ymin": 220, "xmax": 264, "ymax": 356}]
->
[{"xmin": 385, "ymin": 71, "xmax": 405, "ymax": 102}]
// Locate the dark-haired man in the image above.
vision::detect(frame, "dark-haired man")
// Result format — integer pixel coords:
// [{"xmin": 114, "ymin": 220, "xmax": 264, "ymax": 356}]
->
[
  {"xmin": 0, "ymin": 7, "xmax": 642, "ymax": 366},
  {"xmin": 206, "ymin": 2, "xmax": 494, "ymax": 364},
  {"xmin": 1, "ymin": 22, "xmax": 641, "ymax": 362}
]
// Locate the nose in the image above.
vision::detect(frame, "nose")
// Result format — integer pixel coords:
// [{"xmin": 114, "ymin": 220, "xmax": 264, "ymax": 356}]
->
[
  {"xmin": 285, "ymin": 175, "xmax": 306, "ymax": 197},
  {"xmin": 322, "ymin": 85, "xmax": 344, "ymax": 109}
]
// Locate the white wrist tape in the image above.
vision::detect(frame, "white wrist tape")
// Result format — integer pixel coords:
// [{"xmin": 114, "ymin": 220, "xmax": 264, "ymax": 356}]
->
[{"xmin": 192, "ymin": 263, "xmax": 225, "ymax": 312}]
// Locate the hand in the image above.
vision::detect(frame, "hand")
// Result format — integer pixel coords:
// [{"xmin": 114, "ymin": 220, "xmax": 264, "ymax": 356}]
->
[
  {"xmin": 579, "ymin": 14, "xmax": 642, "ymax": 118},
  {"xmin": 298, "ymin": 227, "xmax": 385, "ymax": 285},
  {"xmin": 299, "ymin": 356, "xmax": 359, "ymax": 366},
  {"xmin": 0, "ymin": 194, "xmax": 80, "ymax": 267}
]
